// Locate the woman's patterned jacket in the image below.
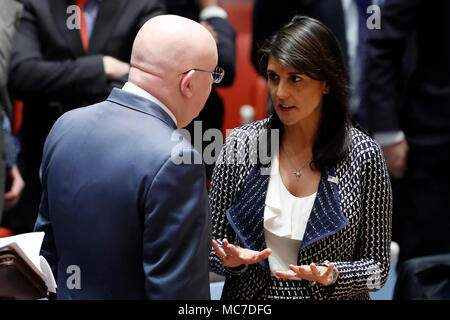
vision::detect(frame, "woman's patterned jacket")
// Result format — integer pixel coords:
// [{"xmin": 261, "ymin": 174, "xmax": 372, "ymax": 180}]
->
[{"xmin": 209, "ymin": 118, "xmax": 392, "ymax": 300}]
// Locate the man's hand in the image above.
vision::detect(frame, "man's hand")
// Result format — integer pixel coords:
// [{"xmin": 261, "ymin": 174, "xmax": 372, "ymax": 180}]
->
[
  {"xmin": 4, "ymin": 165, "xmax": 25, "ymax": 211},
  {"xmin": 199, "ymin": 0, "xmax": 220, "ymax": 9},
  {"xmin": 200, "ymin": 21, "xmax": 219, "ymax": 44},
  {"xmin": 103, "ymin": 56, "xmax": 130, "ymax": 80},
  {"xmin": 381, "ymin": 139, "xmax": 409, "ymax": 179},
  {"xmin": 212, "ymin": 239, "xmax": 271, "ymax": 268},
  {"xmin": 276, "ymin": 263, "xmax": 338, "ymax": 286}
]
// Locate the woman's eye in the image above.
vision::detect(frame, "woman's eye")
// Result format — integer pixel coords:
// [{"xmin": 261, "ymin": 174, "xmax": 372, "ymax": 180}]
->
[
  {"xmin": 291, "ymin": 75, "xmax": 302, "ymax": 82},
  {"xmin": 267, "ymin": 71, "xmax": 278, "ymax": 81}
]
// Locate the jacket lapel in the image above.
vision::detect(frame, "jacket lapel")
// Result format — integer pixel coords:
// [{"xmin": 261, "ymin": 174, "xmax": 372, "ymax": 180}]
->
[
  {"xmin": 107, "ymin": 88, "xmax": 177, "ymax": 130},
  {"xmin": 225, "ymin": 162, "xmax": 350, "ymax": 271},
  {"xmin": 299, "ymin": 166, "xmax": 350, "ymax": 251},
  {"xmin": 51, "ymin": 0, "xmax": 85, "ymax": 57},
  {"xmin": 88, "ymin": 0, "xmax": 126, "ymax": 54},
  {"xmin": 226, "ymin": 164, "xmax": 271, "ymax": 271}
]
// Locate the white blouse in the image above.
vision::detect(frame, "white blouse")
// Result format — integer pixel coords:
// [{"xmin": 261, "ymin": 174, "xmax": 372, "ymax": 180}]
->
[{"xmin": 264, "ymin": 152, "xmax": 316, "ymax": 279}]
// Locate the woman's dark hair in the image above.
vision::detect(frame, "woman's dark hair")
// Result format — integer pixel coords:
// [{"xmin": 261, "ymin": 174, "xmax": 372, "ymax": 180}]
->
[{"xmin": 259, "ymin": 15, "xmax": 352, "ymax": 171}]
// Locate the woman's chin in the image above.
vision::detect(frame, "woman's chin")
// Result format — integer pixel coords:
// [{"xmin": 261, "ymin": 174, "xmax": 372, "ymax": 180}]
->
[{"xmin": 276, "ymin": 111, "xmax": 299, "ymax": 126}]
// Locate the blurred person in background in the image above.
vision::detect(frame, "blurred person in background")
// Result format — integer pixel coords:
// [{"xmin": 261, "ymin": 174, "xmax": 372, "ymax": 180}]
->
[
  {"xmin": 0, "ymin": 0, "xmax": 25, "ymax": 227},
  {"xmin": 364, "ymin": 0, "xmax": 450, "ymax": 265},
  {"xmin": 4, "ymin": 0, "xmax": 165, "ymax": 235}
]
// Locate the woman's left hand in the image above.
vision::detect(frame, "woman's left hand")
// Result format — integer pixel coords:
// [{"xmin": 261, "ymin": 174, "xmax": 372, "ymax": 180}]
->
[{"xmin": 275, "ymin": 263, "xmax": 338, "ymax": 286}]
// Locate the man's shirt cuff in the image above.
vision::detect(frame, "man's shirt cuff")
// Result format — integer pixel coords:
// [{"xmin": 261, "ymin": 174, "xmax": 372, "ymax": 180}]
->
[
  {"xmin": 200, "ymin": 6, "xmax": 228, "ymax": 20},
  {"xmin": 373, "ymin": 131, "xmax": 405, "ymax": 146}
]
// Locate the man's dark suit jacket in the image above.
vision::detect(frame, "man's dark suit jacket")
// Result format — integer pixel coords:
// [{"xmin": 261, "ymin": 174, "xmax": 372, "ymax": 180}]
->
[
  {"xmin": 251, "ymin": 0, "xmax": 348, "ymax": 76},
  {"xmin": 34, "ymin": 89, "xmax": 212, "ymax": 299},
  {"xmin": 365, "ymin": 0, "xmax": 450, "ymax": 145},
  {"xmin": 394, "ymin": 254, "xmax": 450, "ymax": 300},
  {"xmin": 363, "ymin": 0, "xmax": 450, "ymax": 265},
  {"xmin": 9, "ymin": 0, "xmax": 165, "ymax": 163}
]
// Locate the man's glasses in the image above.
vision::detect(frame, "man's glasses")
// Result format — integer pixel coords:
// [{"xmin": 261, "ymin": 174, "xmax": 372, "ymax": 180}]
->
[{"xmin": 179, "ymin": 66, "xmax": 225, "ymax": 84}]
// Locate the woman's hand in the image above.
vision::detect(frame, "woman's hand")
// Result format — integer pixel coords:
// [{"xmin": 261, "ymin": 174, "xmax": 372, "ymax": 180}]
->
[
  {"xmin": 212, "ymin": 239, "xmax": 272, "ymax": 268},
  {"xmin": 275, "ymin": 263, "xmax": 338, "ymax": 286}
]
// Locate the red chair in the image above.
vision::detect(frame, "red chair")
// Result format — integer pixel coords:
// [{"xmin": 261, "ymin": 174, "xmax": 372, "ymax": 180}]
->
[
  {"xmin": 0, "ymin": 227, "xmax": 13, "ymax": 238},
  {"xmin": 12, "ymin": 100, "xmax": 23, "ymax": 136}
]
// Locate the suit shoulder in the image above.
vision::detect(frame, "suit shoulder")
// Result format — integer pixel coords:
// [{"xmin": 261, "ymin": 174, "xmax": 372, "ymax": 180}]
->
[
  {"xmin": 350, "ymin": 127, "xmax": 381, "ymax": 148},
  {"xmin": 349, "ymin": 127, "xmax": 384, "ymax": 162},
  {"xmin": 217, "ymin": 118, "xmax": 270, "ymax": 166},
  {"xmin": 227, "ymin": 118, "xmax": 270, "ymax": 140},
  {"xmin": 54, "ymin": 102, "xmax": 102, "ymax": 124}
]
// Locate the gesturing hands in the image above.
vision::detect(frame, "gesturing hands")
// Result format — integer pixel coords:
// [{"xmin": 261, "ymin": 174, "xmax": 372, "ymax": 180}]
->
[
  {"xmin": 276, "ymin": 263, "xmax": 338, "ymax": 286},
  {"xmin": 212, "ymin": 239, "xmax": 337, "ymax": 285},
  {"xmin": 212, "ymin": 239, "xmax": 272, "ymax": 268}
]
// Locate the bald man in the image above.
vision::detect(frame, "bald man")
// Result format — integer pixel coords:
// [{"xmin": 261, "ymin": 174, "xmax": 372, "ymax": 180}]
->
[{"xmin": 33, "ymin": 15, "xmax": 218, "ymax": 300}]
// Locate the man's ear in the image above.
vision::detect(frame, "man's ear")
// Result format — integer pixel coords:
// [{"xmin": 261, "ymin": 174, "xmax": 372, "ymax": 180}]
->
[{"xmin": 180, "ymin": 69, "xmax": 195, "ymax": 98}]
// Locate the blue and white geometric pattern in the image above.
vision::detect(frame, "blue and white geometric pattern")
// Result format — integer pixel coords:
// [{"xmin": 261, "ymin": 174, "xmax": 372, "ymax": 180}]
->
[{"xmin": 209, "ymin": 118, "xmax": 393, "ymax": 300}]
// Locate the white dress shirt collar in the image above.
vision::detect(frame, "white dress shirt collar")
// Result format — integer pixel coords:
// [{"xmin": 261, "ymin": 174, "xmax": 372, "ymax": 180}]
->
[{"xmin": 122, "ymin": 82, "xmax": 178, "ymax": 127}]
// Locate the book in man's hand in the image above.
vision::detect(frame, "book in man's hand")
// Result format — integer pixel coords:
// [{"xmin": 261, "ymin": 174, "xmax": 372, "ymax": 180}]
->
[{"xmin": 0, "ymin": 232, "xmax": 57, "ymax": 300}]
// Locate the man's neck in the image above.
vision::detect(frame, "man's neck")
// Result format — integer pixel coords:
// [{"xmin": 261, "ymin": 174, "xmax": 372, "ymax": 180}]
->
[{"xmin": 122, "ymin": 82, "xmax": 178, "ymax": 127}]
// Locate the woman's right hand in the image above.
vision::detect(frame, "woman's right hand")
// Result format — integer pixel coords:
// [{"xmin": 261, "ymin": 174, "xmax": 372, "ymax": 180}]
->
[{"xmin": 212, "ymin": 239, "xmax": 272, "ymax": 268}]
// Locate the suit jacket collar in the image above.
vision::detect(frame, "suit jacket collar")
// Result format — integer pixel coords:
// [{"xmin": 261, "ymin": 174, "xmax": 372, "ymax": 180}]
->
[
  {"xmin": 51, "ymin": 0, "xmax": 126, "ymax": 57},
  {"xmin": 226, "ymin": 162, "xmax": 349, "ymax": 272},
  {"xmin": 107, "ymin": 88, "xmax": 177, "ymax": 130}
]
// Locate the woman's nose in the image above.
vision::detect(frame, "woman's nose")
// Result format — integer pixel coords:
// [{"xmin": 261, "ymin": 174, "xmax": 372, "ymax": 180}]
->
[{"xmin": 275, "ymin": 81, "xmax": 288, "ymax": 100}]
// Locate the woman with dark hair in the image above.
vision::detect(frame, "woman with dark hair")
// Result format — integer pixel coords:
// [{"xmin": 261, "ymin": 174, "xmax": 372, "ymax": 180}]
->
[{"xmin": 209, "ymin": 16, "xmax": 392, "ymax": 300}]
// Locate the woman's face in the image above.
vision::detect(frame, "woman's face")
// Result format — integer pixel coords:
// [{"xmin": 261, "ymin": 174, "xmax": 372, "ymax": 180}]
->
[{"xmin": 267, "ymin": 56, "xmax": 329, "ymax": 128}]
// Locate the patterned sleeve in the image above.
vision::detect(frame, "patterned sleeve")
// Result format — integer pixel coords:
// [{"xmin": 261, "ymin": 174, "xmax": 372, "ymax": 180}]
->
[
  {"xmin": 208, "ymin": 128, "xmax": 250, "ymax": 276},
  {"xmin": 315, "ymin": 140, "xmax": 393, "ymax": 299}
]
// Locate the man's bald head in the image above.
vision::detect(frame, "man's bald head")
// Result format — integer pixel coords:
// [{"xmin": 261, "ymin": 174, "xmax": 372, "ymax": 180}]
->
[
  {"xmin": 128, "ymin": 15, "xmax": 218, "ymax": 127},
  {"xmin": 131, "ymin": 15, "xmax": 217, "ymax": 76}
]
